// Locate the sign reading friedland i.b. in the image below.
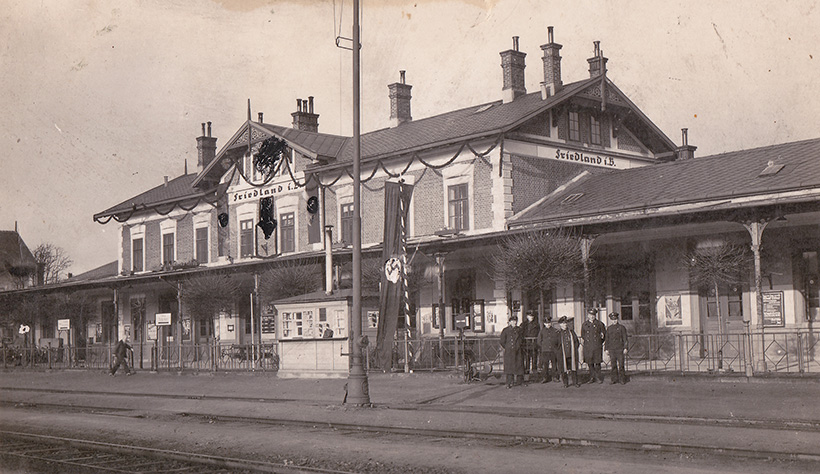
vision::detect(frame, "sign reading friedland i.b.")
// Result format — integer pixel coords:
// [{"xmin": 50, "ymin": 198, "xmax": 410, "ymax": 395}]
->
[{"xmin": 504, "ymin": 140, "xmax": 652, "ymax": 170}]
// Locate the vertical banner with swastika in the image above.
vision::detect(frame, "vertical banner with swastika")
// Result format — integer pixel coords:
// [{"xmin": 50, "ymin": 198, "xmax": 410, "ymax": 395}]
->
[{"xmin": 376, "ymin": 180, "xmax": 414, "ymax": 371}]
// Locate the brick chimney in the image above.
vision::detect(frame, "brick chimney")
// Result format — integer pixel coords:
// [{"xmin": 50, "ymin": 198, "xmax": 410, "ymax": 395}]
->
[
  {"xmin": 540, "ymin": 26, "xmax": 562, "ymax": 99},
  {"xmin": 196, "ymin": 121, "xmax": 217, "ymax": 173},
  {"xmin": 388, "ymin": 70, "xmax": 412, "ymax": 127},
  {"xmin": 587, "ymin": 41, "xmax": 608, "ymax": 78},
  {"xmin": 291, "ymin": 96, "xmax": 319, "ymax": 132},
  {"xmin": 500, "ymin": 36, "xmax": 526, "ymax": 103},
  {"xmin": 676, "ymin": 128, "xmax": 697, "ymax": 160}
]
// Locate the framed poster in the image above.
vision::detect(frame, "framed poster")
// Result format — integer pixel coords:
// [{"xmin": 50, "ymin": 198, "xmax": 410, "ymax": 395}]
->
[
  {"xmin": 762, "ymin": 291, "xmax": 785, "ymax": 327},
  {"xmin": 261, "ymin": 314, "xmax": 276, "ymax": 334},
  {"xmin": 664, "ymin": 295, "xmax": 682, "ymax": 326},
  {"xmin": 432, "ymin": 304, "xmax": 446, "ymax": 329},
  {"xmin": 472, "ymin": 299, "xmax": 485, "ymax": 333}
]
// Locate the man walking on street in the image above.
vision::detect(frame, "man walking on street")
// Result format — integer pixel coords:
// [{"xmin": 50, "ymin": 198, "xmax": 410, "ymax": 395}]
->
[
  {"xmin": 557, "ymin": 316, "xmax": 581, "ymax": 388},
  {"xmin": 110, "ymin": 339, "xmax": 133, "ymax": 376},
  {"xmin": 606, "ymin": 312, "xmax": 629, "ymax": 384},
  {"xmin": 537, "ymin": 316, "xmax": 560, "ymax": 383},
  {"xmin": 500, "ymin": 315, "xmax": 525, "ymax": 388},
  {"xmin": 581, "ymin": 308, "xmax": 606, "ymax": 384},
  {"xmin": 522, "ymin": 311, "xmax": 539, "ymax": 380}
]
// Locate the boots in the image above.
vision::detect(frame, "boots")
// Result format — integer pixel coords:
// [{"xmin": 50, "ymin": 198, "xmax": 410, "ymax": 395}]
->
[{"xmin": 572, "ymin": 371, "xmax": 580, "ymax": 387}]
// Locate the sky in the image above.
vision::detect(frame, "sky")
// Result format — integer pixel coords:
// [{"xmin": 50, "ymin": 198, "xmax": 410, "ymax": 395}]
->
[{"xmin": 1, "ymin": 0, "xmax": 818, "ymax": 275}]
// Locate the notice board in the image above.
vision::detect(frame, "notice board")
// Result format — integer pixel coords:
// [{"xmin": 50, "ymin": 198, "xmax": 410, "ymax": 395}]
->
[{"xmin": 762, "ymin": 291, "xmax": 785, "ymax": 327}]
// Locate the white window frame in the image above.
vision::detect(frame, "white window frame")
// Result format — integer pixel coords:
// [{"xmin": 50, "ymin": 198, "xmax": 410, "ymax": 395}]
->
[
  {"xmin": 441, "ymin": 163, "xmax": 473, "ymax": 233},
  {"xmin": 276, "ymin": 195, "xmax": 298, "ymax": 254},
  {"xmin": 236, "ymin": 203, "xmax": 257, "ymax": 260},
  {"xmin": 160, "ymin": 219, "xmax": 177, "ymax": 264},
  {"xmin": 130, "ymin": 224, "xmax": 146, "ymax": 273},
  {"xmin": 336, "ymin": 185, "xmax": 353, "ymax": 244}
]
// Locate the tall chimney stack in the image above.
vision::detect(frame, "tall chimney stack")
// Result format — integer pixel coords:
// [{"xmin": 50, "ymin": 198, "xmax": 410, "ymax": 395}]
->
[
  {"xmin": 587, "ymin": 41, "xmax": 608, "ymax": 78},
  {"xmin": 291, "ymin": 97, "xmax": 319, "ymax": 132},
  {"xmin": 196, "ymin": 121, "xmax": 218, "ymax": 173},
  {"xmin": 388, "ymin": 70, "xmax": 413, "ymax": 127},
  {"xmin": 500, "ymin": 36, "xmax": 527, "ymax": 103},
  {"xmin": 540, "ymin": 26, "xmax": 563, "ymax": 99},
  {"xmin": 676, "ymin": 128, "xmax": 697, "ymax": 160}
]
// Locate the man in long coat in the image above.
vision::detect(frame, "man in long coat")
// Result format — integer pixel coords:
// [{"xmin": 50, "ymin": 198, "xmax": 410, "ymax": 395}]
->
[
  {"xmin": 557, "ymin": 316, "xmax": 581, "ymax": 388},
  {"xmin": 605, "ymin": 312, "xmax": 629, "ymax": 384},
  {"xmin": 537, "ymin": 316, "xmax": 560, "ymax": 383},
  {"xmin": 499, "ymin": 315, "xmax": 525, "ymax": 388},
  {"xmin": 581, "ymin": 308, "xmax": 606, "ymax": 384}
]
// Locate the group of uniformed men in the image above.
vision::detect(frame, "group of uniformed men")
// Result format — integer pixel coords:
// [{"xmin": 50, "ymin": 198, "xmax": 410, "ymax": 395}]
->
[{"xmin": 499, "ymin": 308, "xmax": 629, "ymax": 388}]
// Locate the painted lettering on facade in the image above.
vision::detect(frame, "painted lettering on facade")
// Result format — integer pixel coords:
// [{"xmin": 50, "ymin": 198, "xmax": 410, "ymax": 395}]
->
[
  {"xmin": 231, "ymin": 183, "xmax": 295, "ymax": 203},
  {"xmin": 554, "ymin": 148, "xmax": 617, "ymax": 168}
]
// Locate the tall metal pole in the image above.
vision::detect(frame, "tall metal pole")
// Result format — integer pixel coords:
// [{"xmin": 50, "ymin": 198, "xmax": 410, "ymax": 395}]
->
[{"xmin": 346, "ymin": 0, "xmax": 370, "ymax": 405}]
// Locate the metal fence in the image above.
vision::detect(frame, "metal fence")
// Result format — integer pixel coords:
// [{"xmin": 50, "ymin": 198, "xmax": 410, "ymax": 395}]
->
[
  {"xmin": 375, "ymin": 330, "xmax": 820, "ymax": 377},
  {"xmin": 3, "ymin": 331, "xmax": 818, "ymax": 377},
  {"xmin": 1, "ymin": 341, "xmax": 279, "ymax": 373}
]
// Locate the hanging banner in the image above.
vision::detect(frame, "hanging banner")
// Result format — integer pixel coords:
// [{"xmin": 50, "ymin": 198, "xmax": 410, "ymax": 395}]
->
[{"xmin": 376, "ymin": 181, "xmax": 414, "ymax": 370}]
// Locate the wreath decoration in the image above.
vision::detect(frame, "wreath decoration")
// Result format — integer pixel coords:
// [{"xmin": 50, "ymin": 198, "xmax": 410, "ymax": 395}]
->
[{"xmin": 254, "ymin": 137, "xmax": 290, "ymax": 177}]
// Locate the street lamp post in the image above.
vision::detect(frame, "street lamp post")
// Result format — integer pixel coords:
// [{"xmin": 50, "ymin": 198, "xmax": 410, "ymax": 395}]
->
[{"xmin": 345, "ymin": 0, "xmax": 370, "ymax": 406}]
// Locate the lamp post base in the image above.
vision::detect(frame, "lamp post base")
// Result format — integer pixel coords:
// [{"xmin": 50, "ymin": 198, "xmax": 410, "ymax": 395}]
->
[{"xmin": 345, "ymin": 367, "xmax": 371, "ymax": 406}]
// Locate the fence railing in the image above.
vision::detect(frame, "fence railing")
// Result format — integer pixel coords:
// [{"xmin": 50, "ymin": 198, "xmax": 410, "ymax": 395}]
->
[
  {"xmin": 3, "ymin": 331, "xmax": 818, "ymax": 377},
  {"xmin": 373, "ymin": 331, "xmax": 820, "ymax": 377},
  {"xmin": 1, "ymin": 341, "xmax": 279, "ymax": 373}
]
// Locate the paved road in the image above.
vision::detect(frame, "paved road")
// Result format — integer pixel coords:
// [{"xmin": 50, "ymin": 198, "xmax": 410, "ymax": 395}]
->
[{"xmin": 1, "ymin": 370, "xmax": 818, "ymax": 473}]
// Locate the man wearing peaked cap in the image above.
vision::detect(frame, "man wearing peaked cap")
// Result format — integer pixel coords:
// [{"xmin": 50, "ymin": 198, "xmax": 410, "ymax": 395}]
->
[
  {"xmin": 581, "ymin": 308, "xmax": 606, "ymax": 384},
  {"xmin": 537, "ymin": 315, "xmax": 560, "ymax": 383},
  {"xmin": 557, "ymin": 316, "xmax": 580, "ymax": 387},
  {"xmin": 605, "ymin": 312, "xmax": 629, "ymax": 384},
  {"xmin": 500, "ymin": 315, "xmax": 525, "ymax": 388}
]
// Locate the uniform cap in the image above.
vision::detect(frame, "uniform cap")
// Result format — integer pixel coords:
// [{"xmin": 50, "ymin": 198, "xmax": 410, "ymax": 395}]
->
[
  {"xmin": 509, "ymin": 315, "xmax": 518, "ymax": 321},
  {"xmin": 586, "ymin": 308, "xmax": 597, "ymax": 315},
  {"xmin": 558, "ymin": 316, "xmax": 569, "ymax": 324},
  {"xmin": 608, "ymin": 312, "xmax": 619, "ymax": 320}
]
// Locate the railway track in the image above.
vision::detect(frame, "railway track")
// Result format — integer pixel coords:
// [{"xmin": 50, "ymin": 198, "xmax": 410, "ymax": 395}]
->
[{"xmin": 0, "ymin": 431, "xmax": 353, "ymax": 474}]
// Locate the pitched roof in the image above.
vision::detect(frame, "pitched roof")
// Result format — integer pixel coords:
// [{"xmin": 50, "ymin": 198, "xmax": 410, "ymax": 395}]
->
[
  {"xmin": 65, "ymin": 261, "xmax": 118, "ymax": 283},
  {"xmin": 509, "ymin": 137, "xmax": 820, "ymax": 227},
  {"xmin": 93, "ymin": 174, "xmax": 223, "ymax": 222},
  {"xmin": 0, "ymin": 231, "xmax": 36, "ymax": 269}
]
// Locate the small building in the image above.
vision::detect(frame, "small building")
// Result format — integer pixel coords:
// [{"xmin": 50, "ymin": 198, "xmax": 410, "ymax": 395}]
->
[{"xmin": 271, "ymin": 289, "xmax": 379, "ymax": 377}]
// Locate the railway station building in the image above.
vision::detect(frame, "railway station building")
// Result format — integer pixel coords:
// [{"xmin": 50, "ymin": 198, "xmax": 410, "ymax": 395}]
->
[{"xmin": 3, "ymin": 28, "xmax": 819, "ymax": 375}]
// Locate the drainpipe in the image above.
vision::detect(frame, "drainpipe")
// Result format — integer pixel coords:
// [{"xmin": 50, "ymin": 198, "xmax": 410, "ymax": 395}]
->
[{"xmin": 325, "ymin": 226, "xmax": 334, "ymax": 295}]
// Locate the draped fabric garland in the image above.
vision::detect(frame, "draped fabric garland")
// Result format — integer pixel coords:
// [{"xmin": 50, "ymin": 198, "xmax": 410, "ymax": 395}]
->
[{"xmin": 95, "ymin": 121, "xmax": 504, "ymax": 225}]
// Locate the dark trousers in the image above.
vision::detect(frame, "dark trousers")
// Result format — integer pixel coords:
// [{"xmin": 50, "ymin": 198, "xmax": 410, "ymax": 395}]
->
[
  {"xmin": 505, "ymin": 374, "xmax": 524, "ymax": 387},
  {"xmin": 561, "ymin": 369, "xmax": 578, "ymax": 387},
  {"xmin": 111, "ymin": 356, "xmax": 130, "ymax": 375},
  {"xmin": 524, "ymin": 347, "xmax": 538, "ymax": 374},
  {"xmin": 588, "ymin": 363, "xmax": 603, "ymax": 382},
  {"xmin": 540, "ymin": 351, "xmax": 558, "ymax": 381},
  {"xmin": 609, "ymin": 350, "xmax": 626, "ymax": 383}
]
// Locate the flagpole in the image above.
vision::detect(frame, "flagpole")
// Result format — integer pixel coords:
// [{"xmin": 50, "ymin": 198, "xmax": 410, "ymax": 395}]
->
[{"xmin": 346, "ymin": 0, "xmax": 371, "ymax": 406}]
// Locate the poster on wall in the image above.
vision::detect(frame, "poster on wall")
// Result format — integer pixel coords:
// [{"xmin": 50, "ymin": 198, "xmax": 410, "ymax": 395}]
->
[
  {"xmin": 664, "ymin": 295, "xmax": 682, "ymax": 326},
  {"xmin": 147, "ymin": 323, "xmax": 157, "ymax": 341},
  {"xmin": 762, "ymin": 291, "xmax": 785, "ymax": 327},
  {"xmin": 472, "ymin": 300, "xmax": 485, "ymax": 333},
  {"xmin": 124, "ymin": 324, "xmax": 131, "ymax": 343},
  {"xmin": 182, "ymin": 319, "xmax": 191, "ymax": 340}
]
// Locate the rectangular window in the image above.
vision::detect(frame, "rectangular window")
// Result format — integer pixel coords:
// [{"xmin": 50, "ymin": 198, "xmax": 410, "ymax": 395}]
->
[
  {"xmin": 195, "ymin": 227, "xmax": 208, "ymax": 263},
  {"xmin": 280, "ymin": 212, "xmax": 295, "ymax": 253},
  {"xmin": 240, "ymin": 219, "xmax": 254, "ymax": 257},
  {"xmin": 335, "ymin": 310, "xmax": 346, "ymax": 336},
  {"xmin": 340, "ymin": 203, "xmax": 354, "ymax": 244},
  {"xmin": 590, "ymin": 115, "xmax": 601, "ymax": 145},
  {"xmin": 162, "ymin": 233, "xmax": 175, "ymax": 264},
  {"xmin": 569, "ymin": 111, "xmax": 580, "ymax": 141},
  {"xmin": 620, "ymin": 292, "xmax": 634, "ymax": 320},
  {"xmin": 132, "ymin": 238, "xmax": 143, "ymax": 272},
  {"xmin": 448, "ymin": 183, "xmax": 469, "ymax": 232}
]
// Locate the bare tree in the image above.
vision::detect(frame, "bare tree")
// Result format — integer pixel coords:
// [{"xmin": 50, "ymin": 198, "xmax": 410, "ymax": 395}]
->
[
  {"xmin": 33, "ymin": 243, "xmax": 73, "ymax": 284},
  {"xmin": 258, "ymin": 260, "xmax": 322, "ymax": 307},
  {"xmin": 182, "ymin": 273, "xmax": 241, "ymax": 322},
  {"xmin": 493, "ymin": 230, "xmax": 585, "ymax": 311},
  {"xmin": 683, "ymin": 242, "xmax": 749, "ymax": 367}
]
